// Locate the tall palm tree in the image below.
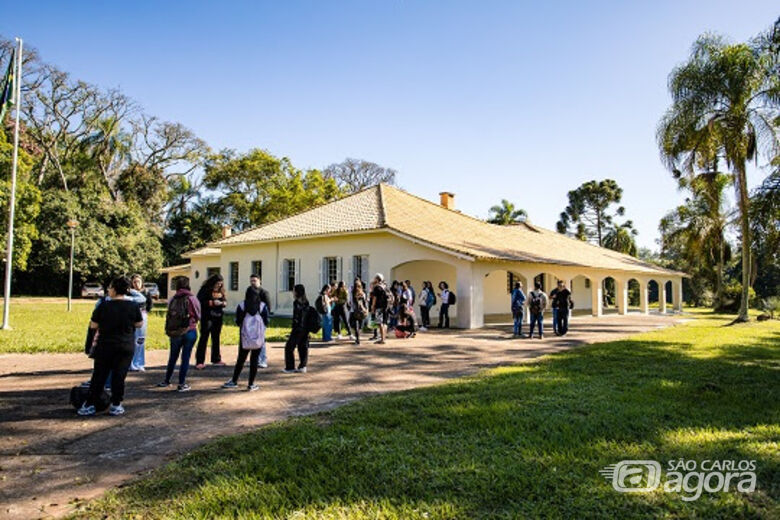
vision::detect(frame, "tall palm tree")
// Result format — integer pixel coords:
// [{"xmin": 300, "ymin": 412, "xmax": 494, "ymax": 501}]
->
[
  {"xmin": 603, "ymin": 221, "xmax": 638, "ymax": 257},
  {"xmin": 657, "ymin": 32, "xmax": 779, "ymax": 321},
  {"xmin": 488, "ymin": 199, "xmax": 528, "ymax": 225}
]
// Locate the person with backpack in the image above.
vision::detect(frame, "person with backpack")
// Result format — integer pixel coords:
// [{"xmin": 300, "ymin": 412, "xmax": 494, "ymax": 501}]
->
[
  {"xmin": 418, "ymin": 281, "xmax": 432, "ymax": 331},
  {"xmin": 158, "ymin": 277, "xmax": 201, "ymax": 392},
  {"xmin": 284, "ymin": 284, "xmax": 312, "ymax": 373},
  {"xmin": 370, "ymin": 273, "xmax": 391, "ymax": 344},
  {"xmin": 349, "ymin": 279, "xmax": 369, "ymax": 345},
  {"xmin": 527, "ymin": 282, "xmax": 548, "ymax": 339},
  {"xmin": 437, "ymin": 281, "xmax": 455, "ymax": 329},
  {"xmin": 551, "ymin": 280, "xmax": 573, "ymax": 336},
  {"xmin": 511, "ymin": 281, "xmax": 526, "ymax": 337},
  {"xmin": 222, "ymin": 285, "xmax": 270, "ymax": 391},
  {"xmin": 77, "ymin": 276, "xmax": 144, "ymax": 417},
  {"xmin": 316, "ymin": 284, "xmax": 333, "ymax": 342},
  {"xmin": 332, "ymin": 281, "xmax": 350, "ymax": 340},
  {"xmin": 195, "ymin": 274, "xmax": 227, "ymax": 370}
]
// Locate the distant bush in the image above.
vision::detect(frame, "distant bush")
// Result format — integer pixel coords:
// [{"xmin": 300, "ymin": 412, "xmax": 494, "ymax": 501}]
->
[{"xmin": 716, "ymin": 282, "xmax": 757, "ymax": 312}]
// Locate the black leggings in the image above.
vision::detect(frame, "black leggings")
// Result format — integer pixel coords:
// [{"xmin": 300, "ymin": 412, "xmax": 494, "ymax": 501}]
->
[
  {"xmin": 196, "ymin": 317, "xmax": 223, "ymax": 364},
  {"xmin": 419, "ymin": 305, "xmax": 430, "ymax": 327},
  {"xmin": 232, "ymin": 345, "xmax": 260, "ymax": 385},
  {"xmin": 332, "ymin": 303, "xmax": 349, "ymax": 335},
  {"xmin": 438, "ymin": 304, "xmax": 450, "ymax": 328},
  {"xmin": 88, "ymin": 346, "xmax": 133, "ymax": 406},
  {"xmin": 285, "ymin": 329, "xmax": 309, "ymax": 370}
]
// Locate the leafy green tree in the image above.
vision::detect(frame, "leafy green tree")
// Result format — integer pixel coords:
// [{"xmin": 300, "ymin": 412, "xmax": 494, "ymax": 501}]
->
[
  {"xmin": 750, "ymin": 158, "xmax": 780, "ymax": 298},
  {"xmin": 487, "ymin": 199, "xmax": 527, "ymax": 225},
  {"xmin": 603, "ymin": 221, "xmax": 638, "ymax": 257},
  {"xmin": 657, "ymin": 27, "xmax": 780, "ymax": 321},
  {"xmin": 204, "ymin": 148, "xmax": 342, "ymax": 230},
  {"xmin": 659, "ymin": 173, "xmax": 732, "ymax": 308},
  {"xmin": 556, "ymin": 179, "xmax": 628, "ymax": 246}
]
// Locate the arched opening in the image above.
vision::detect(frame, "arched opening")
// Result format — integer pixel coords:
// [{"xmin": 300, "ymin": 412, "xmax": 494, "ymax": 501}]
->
[
  {"xmin": 601, "ymin": 276, "xmax": 617, "ymax": 314},
  {"xmin": 482, "ymin": 269, "xmax": 529, "ymax": 324},
  {"xmin": 648, "ymin": 279, "xmax": 660, "ymax": 306},
  {"xmin": 571, "ymin": 274, "xmax": 593, "ymax": 315},
  {"xmin": 665, "ymin": 280, "xmax": 673, "ymax": 307},
  {"xmin": 627, "ymin": 278, "xmax": 641, "ymax": 311},
  {"xmin": 390, "ymin": 259, "xmax": 457, "ymax": 325}
]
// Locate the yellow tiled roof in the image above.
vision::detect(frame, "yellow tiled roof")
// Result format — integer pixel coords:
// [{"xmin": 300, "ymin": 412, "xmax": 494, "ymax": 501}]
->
[
  {"xmin": 181, "ymin": 246, "xmax": 221, "ymax": 258},
  {"xmin": 201, "ymin": 184, "xmax": 682, "ymax": 277}
]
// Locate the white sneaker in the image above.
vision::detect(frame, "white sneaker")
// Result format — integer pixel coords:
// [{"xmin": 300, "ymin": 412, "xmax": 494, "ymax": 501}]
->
[
  {"xmin": 295, "ymin": 367, "xmax": 307, "ymax": 373},
  {"xmin": 108, "ymin": 404, "xmax": 125, "ymax": 416},
  {"xmin": 336, "ymin": 334, "xmax": 342, "ymax": 340},
  {"xmin": 259, "ymin": 363, "xmax": 268, "ymax": 369},
  {"xmin": 77, "ymin": 404, "xmax": 96, "ymax": 416},
  {"xmin": 419, "ymin": 327, "xmax": 428, "ymax": 332},
  {"xmin": 349, "ymin": 335, "xmax": 355, "ymax": 340}
]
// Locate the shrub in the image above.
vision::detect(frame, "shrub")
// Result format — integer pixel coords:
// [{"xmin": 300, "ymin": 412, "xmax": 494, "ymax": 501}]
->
[{"xmin": 716, "ymin": 281, "xmax": 758, "ymax": 312}]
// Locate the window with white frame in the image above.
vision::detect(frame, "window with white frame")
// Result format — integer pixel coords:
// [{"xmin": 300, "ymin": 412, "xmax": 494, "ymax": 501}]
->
[
  {"xmin": 229, "ymin": 262, "xmax": 239, "ymax": 291},
  {"xmin": 352, "ymin": 255, "xmax": 369, "ymax": 284},
  {"xmin": 322, "ymin": 257, "xmax": 339, "ymax": 286},
  {"xmin": 284, "ymin": 259, "xmax": 296, "ymax": 291}
]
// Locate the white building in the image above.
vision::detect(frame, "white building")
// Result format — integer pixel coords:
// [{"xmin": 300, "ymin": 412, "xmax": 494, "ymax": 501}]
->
[{"xmin": 180, "ymin": 184, "xmax": 685, "ymax": 328}]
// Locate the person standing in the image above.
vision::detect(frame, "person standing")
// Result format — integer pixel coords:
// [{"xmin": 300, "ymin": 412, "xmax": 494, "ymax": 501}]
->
[
  {"xmin": 223, "ymin": 285, "xmax": 270, "ymax": 391},
  {"xmin": 551, "ymin": 280, "xmax": 573, "ymax": 336},
  {"xmin": 349, "ymin": 279, "xmax": 368, "ymax": 345},
  {"xmin": 158, "ymin": 277, "xmax": 201, "ymax": 391},
  {"xmin": 527, "ymin": 282, "xmax": 548, "ymax": 339},
  {"xmin": 511, "ymin": 281, "xmax": 526, "ymax": 337},
  {"xmin": 405, "ymin": 280, "xmax": 416, "ymax": 308},
  {"xmin": 437, "ymin": 281, "xmax": 454, "ymax": 329},
  {"xmin": 548, "ymin": 282, "xmax": 560, "ymax": 336},
  {"xmin": 195, "ymin": 274, "xmax": 227, "ymax": 369},
  {"xmin": 284, "ymin": 284, "xmax": 310, "ymax": 373},
  {"xmin": 127, "ymin": 275, "xmax": 152, "ymax": 371},
  {"xmin": 332, "ymin": 281, "xmax": 350, "ymax": 340},
  {"xmin": 370, "ymin": 273, "xmax": 390, "ymax": 344},
  {"xmin": 78, "ymin": 276, "xmax": 143, "ymax": 416},
  {"xmin": 317, "ymin": 285, "xmax": 333, "ymax": 342},
  {"xmin": 418, "ymin": 281, "xmax": 431, "ymax": 331}
]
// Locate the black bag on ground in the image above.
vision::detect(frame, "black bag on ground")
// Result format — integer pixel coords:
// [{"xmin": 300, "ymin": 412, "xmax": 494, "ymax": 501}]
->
[
  {"xmin": 304, "ymin": 305, "xmax": 322, "ymax": 334},
  {"xmin": 70, "ymin": 384, "xmax": 110, "ymax": 411}
]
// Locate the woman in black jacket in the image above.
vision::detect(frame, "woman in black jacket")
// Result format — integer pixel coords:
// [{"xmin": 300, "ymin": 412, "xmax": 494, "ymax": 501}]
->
[
  {"xmin": 283, "ymin": 284, "xmax": 309, "ymax": 374},
  {"xmin": 222, "ymin": 285, "xmax": 269, "ymax": 391},
  {"xmin": 195, "ymin": 274, "xmax": 227, "ymax": 369}
]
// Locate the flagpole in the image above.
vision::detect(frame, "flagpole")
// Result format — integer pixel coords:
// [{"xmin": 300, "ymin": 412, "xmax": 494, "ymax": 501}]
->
[{"xmin": 2, "ymin": 38, "xmax": 22, "ymax": 330}]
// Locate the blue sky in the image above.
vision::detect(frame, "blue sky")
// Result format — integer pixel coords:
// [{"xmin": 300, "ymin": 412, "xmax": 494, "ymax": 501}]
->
[{"xmin": 2, "ymin": 1, "xmax": 777, "ymax": 249}]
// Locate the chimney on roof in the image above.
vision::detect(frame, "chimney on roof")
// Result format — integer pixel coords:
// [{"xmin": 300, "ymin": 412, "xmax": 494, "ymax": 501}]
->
[
  {"xmin": 439, "ymin": 191, "xmax": 455, "ymax": 210},
  {"xmin": 222, "ymin": 225, "xmax": 232, "ymax": 238}
]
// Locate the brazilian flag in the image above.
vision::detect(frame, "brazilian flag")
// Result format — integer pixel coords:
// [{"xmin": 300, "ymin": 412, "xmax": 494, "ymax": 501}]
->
[{"xmin": 0, "ymin": 49, "xmax": 15, "ymax": 123}]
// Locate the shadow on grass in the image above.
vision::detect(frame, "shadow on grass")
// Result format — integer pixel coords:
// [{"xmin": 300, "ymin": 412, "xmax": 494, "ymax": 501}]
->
[{"xmin": 73, "ymin": 322, "xmax": 780, "ymax": 519}]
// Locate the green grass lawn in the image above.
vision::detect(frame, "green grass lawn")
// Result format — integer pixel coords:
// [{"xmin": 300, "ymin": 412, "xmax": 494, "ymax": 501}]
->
[
  {"xmin": 0, "ymin": 299, "xmax": 291, "ymax": 354},
  {"xmin": 74, "ymin": 310, "xmax": 780, "ymax": 519}
]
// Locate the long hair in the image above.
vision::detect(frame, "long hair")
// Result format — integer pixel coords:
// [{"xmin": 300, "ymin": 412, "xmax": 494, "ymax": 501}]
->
[
  {"xmin": 201, "ymin": 273, "xmax": 224, "ymax": 295},
  {"xmin": 293, "ymin": 284, "xmax": 307, "ymax": 303},
  {"xmin": 244, "ymin": 286, "xmax": 262, "ymax": 316},
  {"xmin": 320, "ymin": 284, "xmax": 330, "ymax": 296}
]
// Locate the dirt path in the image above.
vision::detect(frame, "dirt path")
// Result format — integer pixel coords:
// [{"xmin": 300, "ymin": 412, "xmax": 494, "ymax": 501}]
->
[{"xmin": 0, "ymin": 313, "xmax": 679, "ymax": 519}]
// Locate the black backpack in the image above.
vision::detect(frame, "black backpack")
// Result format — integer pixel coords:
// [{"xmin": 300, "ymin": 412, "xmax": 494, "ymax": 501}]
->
[
  {"xmin": 315, "ymin": 295, "xmax": 326, "ymax": 314},
  {"xmin": 529, "ymin": 292, "xmax": 542, "ymax": 314},
  {"xmin": 304, "ymin": 305, "xmax": 322, "ymax": 334},
  {"xmin": 448, "ymin": 292, "xmax": 456, "ymax": 305},
  {"xmin": 70, "ymin": 384, "xmax": 110, "ymax": 412},
  {"xmin": 165, "ymin": 294, "xmax": 191, "ymax": 337}
]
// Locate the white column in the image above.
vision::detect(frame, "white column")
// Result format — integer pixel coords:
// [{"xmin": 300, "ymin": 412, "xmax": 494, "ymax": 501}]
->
[
  {"xmin": 616, "ymin": 278, "xmax": 628, "ymax": 315},
  {"xmin": 659, "ymin": 281, "xmax": 667, "ymax": 314},
  {"xmin": 672, "ymin": 278, "xmax": 683, "ymax": 312},
  {"xmin": 590, "ymin": 277, "xmax": 603, "ymax": 317},
  {"xmin": 456, "ymin": 262, "xmax": 482, "ymax": 329},
  {"xmin": 639, "ymin": 279, "xmax": 649, "ymax": 314}
]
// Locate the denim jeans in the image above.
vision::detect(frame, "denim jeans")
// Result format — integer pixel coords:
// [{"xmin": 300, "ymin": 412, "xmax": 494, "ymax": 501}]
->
[
  {"xmin": 165, "ymin": 329, "xmax": 197, "ymax": 385},
  {"xmin": 513, "ymin": 309, "xmax": 524, "ymax": 336},
  {"xmin": 529, "ymin": 312, "xmax": 544, "ymax": 337},
  {"xmin": 131, "ymin": 312, "xmax": 147, "ymax": 369},
  {"xmin": 321, "ymin": 313, "xmax": 333, "ymax": 341},
  {"xmin": 552, "ymin": 308, "xmax": 559, "ymax": 335}
]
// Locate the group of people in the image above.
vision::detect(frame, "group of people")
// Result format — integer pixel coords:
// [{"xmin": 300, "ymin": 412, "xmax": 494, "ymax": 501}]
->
[
  {"xmin": 314, "ymin": 276, "xmax": 457, "ymax": 345},
  {"xmin": 510, "ymin": 279, "xmax": 574, "ymax": 339},
  {"xmin": 79, "ymin": 271, "xmax": 579, "ymax": 417},
  {"xmin": 77, "ymin": 271, "xmax": 459, "ymax": 416}
]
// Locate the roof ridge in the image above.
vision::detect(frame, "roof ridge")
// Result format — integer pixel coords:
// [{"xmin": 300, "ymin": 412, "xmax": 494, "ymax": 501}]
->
[
  {"xmin": 209, "ymin": 184, "xmax": 381, "ymax": 246},
  {"xmin": 377, "ymin": 183, "xmax": 388, "ymax": 227},
  {"xmin": 380, "ymin": 183, "xmax": 500, "ymax": 227}
]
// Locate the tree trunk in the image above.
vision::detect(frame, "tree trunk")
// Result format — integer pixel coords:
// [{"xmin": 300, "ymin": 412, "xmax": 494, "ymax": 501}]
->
[
  {"xmin": 735, "ymin": 162, "xmax": 751, "ymax": 322},
  {"xmin": 716, "ymin": 233, "xmax": 724, "ymax": 310}
]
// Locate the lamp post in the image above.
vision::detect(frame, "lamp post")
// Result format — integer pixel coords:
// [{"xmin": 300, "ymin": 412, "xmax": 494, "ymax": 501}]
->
[{"xmin": 66, "ymin": 219, "xmax": 78, "ymax": 311}]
